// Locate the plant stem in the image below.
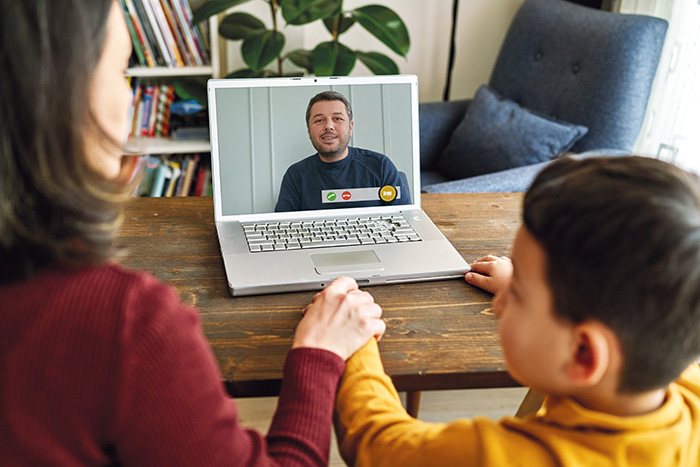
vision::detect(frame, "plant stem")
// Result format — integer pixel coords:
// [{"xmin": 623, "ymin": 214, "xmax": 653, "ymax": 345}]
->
[
  {"xmin": 332, "ymin": 14, "xmax": 340, "ymax": 42},
  {"xmin": 269, "ymin": 0, "xmax": 283, "ymax": 76}
]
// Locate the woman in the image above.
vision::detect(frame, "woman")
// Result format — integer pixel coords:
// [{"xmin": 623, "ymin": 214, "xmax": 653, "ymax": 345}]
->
[{"xmin": 0, "ymin": 2, "xmax": 385, "ymax": 465}]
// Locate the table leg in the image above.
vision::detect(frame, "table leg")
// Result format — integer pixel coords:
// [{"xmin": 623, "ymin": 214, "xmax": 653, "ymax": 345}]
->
[
  {"xmin": 515, "ymin": 388, "xmax": 545, "ymax": 418},
  {"xmin": 406, "ymin": 391, "xmax": 421, "ymax": 418}
]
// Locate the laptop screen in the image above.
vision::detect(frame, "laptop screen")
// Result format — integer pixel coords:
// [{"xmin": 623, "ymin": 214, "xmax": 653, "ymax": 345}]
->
[{"xmin": 207, "ymin": 75, "xmax": 420, "ymax": 220}]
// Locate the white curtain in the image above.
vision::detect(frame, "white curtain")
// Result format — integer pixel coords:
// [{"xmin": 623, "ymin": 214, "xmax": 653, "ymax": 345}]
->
[{"xmin": 611, "ymin": 0, "xmax": 700, "ymax": 172}]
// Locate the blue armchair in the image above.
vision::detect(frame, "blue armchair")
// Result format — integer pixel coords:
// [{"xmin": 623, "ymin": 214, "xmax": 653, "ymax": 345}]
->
[{"xmin": 420, "ymin": 0, "xmax": 668, "ymax": 193}]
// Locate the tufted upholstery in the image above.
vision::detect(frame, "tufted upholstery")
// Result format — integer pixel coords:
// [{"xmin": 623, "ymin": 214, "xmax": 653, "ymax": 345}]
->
[{"xmin": 420, "ymin": 0, "xmax": 668, "ymax": 192}]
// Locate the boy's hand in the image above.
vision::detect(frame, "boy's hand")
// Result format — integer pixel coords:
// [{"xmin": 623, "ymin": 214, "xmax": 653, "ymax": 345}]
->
[
  {"xmin": 465, "ymin": 255, "xmax": 513, "ymax": 295},
  {"xmin": 293, "ymin": 277, "xmax": 386, "ymax": 361}
]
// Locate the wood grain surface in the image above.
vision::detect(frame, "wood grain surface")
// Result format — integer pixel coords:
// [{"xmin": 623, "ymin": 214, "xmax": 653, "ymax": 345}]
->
[{"xmin": 118, "ymin": 193, "xmax": 523, "ymax": 397}]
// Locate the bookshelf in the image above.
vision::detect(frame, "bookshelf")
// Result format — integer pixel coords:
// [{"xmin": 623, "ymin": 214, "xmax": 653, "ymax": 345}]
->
[
  {"xmin": 120, "ymin": 0, "xmax": 221, "ymax": 197},
  {"xmin": 121, "ymin": 0, "xmax": 221, "ymax": 155}
]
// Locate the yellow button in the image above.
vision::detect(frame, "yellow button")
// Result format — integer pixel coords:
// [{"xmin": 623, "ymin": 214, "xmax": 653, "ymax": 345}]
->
[{"xmin": 379, "ymin": 185, "xmax": 397, "ymax": 202}]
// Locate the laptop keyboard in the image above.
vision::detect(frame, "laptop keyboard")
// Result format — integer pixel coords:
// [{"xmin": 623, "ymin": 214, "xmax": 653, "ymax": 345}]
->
[{"xmin": 242, "ymin": 215, "xmax": 422, "ymax": 252}]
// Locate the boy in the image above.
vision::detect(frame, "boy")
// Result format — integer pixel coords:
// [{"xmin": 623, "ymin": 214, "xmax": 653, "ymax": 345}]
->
[{"xmin": 334, "ymin": 156, "xmax": 700, "ymax": 466}]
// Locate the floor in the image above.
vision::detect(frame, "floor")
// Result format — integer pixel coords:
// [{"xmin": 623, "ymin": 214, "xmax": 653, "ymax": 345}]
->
[{"xmin": 235, "ymin": 387, "xmax": 529, "ymax": 466}]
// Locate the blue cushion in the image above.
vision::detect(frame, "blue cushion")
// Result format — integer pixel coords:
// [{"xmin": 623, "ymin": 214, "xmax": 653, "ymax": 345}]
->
[{"xmin": 437, "ymin": 85, "xmax": 588, "ymax": 180}]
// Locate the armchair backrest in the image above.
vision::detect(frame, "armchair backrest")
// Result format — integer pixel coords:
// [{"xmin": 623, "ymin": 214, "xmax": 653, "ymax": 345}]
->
[{"xmin": 489, "ymin": 0, "xmax": 668, "ymax": 152}]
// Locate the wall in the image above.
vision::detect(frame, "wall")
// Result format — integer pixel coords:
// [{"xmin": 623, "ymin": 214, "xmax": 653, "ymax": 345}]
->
[
  {"xmin": 220, "ymin": 0, "xmax": 524, "ymax": 102},
  {"xmin": 614, "ymin": 0, "xmax": 700, "ymax": 172}
]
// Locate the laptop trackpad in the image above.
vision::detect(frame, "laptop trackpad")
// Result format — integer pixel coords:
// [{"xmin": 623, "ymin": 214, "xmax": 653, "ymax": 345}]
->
[{"xmin": 311, "ymin": 250, "xmax": 384, "ymax": 275}]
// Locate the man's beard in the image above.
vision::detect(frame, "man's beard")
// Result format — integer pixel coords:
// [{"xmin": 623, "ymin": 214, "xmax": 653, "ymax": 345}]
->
[{"xmin": 313, "ymin": 131, "xmax": 350, "ymax": 160}]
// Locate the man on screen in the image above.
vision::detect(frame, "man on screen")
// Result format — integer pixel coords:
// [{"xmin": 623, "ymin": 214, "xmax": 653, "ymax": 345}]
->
[{"xmin": 274, "ymin": 91, "xmax": 410, "ymax": 212}]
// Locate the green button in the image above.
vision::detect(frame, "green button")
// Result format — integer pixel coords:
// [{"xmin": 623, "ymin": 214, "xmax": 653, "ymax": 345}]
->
[{"xmin": 327, "ymin": 192, "xmax": 337, "ymax": 201}]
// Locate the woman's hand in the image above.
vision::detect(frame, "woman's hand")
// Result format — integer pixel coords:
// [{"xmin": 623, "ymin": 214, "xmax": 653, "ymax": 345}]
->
[
  {"xmin": 465, "ymin": 255, "xmax": 513, "ymax": 295},
  {"xmin": 293, "ymin": 277, "xmax": 385, "ymax": 361}
]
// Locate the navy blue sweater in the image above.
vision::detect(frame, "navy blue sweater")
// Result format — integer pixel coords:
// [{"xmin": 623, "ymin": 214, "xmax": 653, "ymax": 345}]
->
[{"xmin": 275, "ymin": 147, "xmax": 410, "ymax": 212}]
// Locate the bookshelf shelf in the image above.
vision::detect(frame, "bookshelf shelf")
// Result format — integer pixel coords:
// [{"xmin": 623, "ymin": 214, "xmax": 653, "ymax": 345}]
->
[
  {"xmin": 126, "ymin": 66, "xmax": 214, "ymax": 77},
  {"xmin": 126, "ymin": 136, "xmax": 210, "ymax": 155}
]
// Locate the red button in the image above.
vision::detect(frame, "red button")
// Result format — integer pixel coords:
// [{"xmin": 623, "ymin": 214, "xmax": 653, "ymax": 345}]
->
[{"xmin": 342, "ymin": 191, "xmax": 352, "ymax": 200}]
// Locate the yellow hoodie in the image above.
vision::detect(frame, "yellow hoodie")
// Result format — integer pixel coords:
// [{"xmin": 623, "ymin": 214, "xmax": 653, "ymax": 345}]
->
[{"xmin": 336, "ymin": 340, "xmax": 700, "ymax": 466}]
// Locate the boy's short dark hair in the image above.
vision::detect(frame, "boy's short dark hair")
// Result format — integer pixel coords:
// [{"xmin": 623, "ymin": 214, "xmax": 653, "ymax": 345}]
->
[
  {"xmin": 305, "ymin": 91, "xmax": 353, "ymax": 127},
  {"xmin": 524, "ymin": 156, "xmax": 700, "ymax": 393}
]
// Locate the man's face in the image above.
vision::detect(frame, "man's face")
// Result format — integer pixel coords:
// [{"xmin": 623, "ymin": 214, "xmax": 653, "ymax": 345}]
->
[
  {"xmin": 307, "ymin": 100, "xmax": 353, "ymax": 161},
  {"xmin": 493, "ymin": 226, "xmax": 575, "ymax": 394}
]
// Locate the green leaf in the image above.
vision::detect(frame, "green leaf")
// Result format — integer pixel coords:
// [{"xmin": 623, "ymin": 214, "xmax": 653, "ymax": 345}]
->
[
  {"xmin": 323, "ymin": 13, "xmax": 355, "ymax": 36},
  {"xmin": 192, "ymin": 0, "xmax": 253, "ymax": 24},
  {"xmin": 350, "ymin": 5, "xmax": 410, "ymax": 57},
  {"xmin": 280, "ymin": 0, "xmax": 341, "ymax": 25},
  {"xmin": 241, "ymin": 30, "xmax": 285, "ymax": 71},
  {"xmin": 286, "ymin": 49, "xmax": 314, "ymax": 73},
  {"xmin": 226, "ymin": 68, "xmax": 267, "ymax": 78},
  {"xmin": 311, "ymin": 41, "xmax": 356, "ymax": 76},
  {"xmin": 219, "ymin": 12, "xmax": 265, "ymax": 40},
  {"xmin": 355, "ymin": 51, "xmax": 398, "ymax": 75},
  {"xmin": 173, "ymin": 78, "xmax": 208, "ymax": 106}
]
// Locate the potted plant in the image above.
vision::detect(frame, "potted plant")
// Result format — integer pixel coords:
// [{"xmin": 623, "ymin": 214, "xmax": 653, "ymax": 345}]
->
[{"xmin": 193, "ymin": 0, "xmax": 410, "ymax": 77}]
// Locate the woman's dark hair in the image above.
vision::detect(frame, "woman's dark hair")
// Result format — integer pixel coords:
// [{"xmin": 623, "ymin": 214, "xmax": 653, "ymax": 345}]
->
[
  {"xmin": 524, "ymin": 156, "xmax": 700, "ymax": 393},
  {"xmin": 0, "ymin": 1, "xmax": 133, "ymax": 283}
]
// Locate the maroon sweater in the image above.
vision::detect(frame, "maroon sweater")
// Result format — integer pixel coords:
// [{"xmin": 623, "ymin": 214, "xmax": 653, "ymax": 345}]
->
[{"xmin": 0, "ymin": 264, "xmax": 344, "ymax": 466}]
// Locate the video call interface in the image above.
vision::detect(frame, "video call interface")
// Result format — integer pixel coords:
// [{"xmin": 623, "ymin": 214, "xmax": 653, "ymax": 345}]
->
[{"xmin": 213, "ymin": 81, "xmax": 416, "ymax": 217}]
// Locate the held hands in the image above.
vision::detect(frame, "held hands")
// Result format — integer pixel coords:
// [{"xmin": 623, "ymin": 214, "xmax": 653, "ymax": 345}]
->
[
  {"xmin": 293, "ymin": 277, "xmax": 386, "ymax": 361},
  {"xmin": 465, "ymin": 255, "xmax": 513, "ymax": 295}
]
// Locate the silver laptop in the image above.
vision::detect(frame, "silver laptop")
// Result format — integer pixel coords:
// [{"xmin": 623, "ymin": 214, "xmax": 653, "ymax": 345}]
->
[{"xmin": 207, "ymin": 75, "xmax": 469, "ymax": 296}]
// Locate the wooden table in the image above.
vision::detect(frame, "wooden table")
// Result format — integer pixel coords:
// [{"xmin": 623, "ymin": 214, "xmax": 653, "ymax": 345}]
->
[{"xmin": 118, "ymin": 193, "xmax": 523, "ymax": 401}]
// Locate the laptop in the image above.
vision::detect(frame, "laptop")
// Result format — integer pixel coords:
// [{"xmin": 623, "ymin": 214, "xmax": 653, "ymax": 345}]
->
[{"xmin": 207, "ymin": 74, "xmax": 470, "ymax": 296}]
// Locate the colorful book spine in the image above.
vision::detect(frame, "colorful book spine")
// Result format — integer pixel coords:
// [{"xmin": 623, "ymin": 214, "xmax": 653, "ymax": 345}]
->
[
  {"xmin": 119, "ymin": 0, "xmax": 147, "ymax": 66},
  {"xmin": 194, "ymin": 166, "xmax": 206, "ymax": 196},
  {"xmin": 179, "ymin": 0, "xmax": 209, "ymax": 64},
  {"xmin": 123, "ymin": 0, "xmax": 156, "ymax": 67},
  {"xmin": 154, "ymin": 85, "xmax": 168, "ymax": 137},
  {"xmin": 137, "ymin": 156, "xmax": 161, "ymax": 196},
  {"xmin": 149, "ymin": 159, "xmax": 169, "ymax": 197},
  {"xmin": 173, "ymin": 156, "xmax": 190, "ymax": 196},
  {"xmin": 148, "ymin": 0, "xmax": 186, "ymax": 67},
  {"xmin": 161, "ymin": 85, "xmax": 175, "ymax": 137},
  {"xmin": 161, "ymin": 0, "xmax": 195, "ymax": 66},
  {"xmin": 140, "ymin": 86, "xmax": 154, "ymax": 137},
  {"xmin": 164, "ymin": 160, "xmax": 181, "ymax": 197},
  {"xmin": 179, "ymin": 154, "xmax": 200, "ymax": 196},
  {"xmin": 171, "ymin": 0, "xmax": 204, "ymax": 66},
  {"xmin": 131, "ymin": 0, "xmax": 167, "ymax": 66},
  {"xmin": 141, "ymin": 0, "xmax": 174, "ymax": 67}
]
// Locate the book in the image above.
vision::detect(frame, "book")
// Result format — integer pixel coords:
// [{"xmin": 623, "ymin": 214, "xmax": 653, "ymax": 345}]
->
[
  {"xmin": 171, "ymin": 0, "xmax": 205, "ymax": 66},
  {"xmin": 154, "ymin": 85, "xmax": 174, "ymax": 137},
  {"xmin": 137, "ymin": 156, "xmax": 161, "ymax": 196},
  {"xmin": 147, "ymin": 85, "xmax": 161, "ymax": 137},
  {"xmin": 147, "ymin": 0, "xmax": 185, "ymax": 67},
  {"xmin": 130, "ymin": 0, "xmax": 167, "ymax": 66},
  {"xmin": 178, "ymin": 154, "xmax": 200, "ymax": 196},
  {"xmin": 178, "ymin": 0, "xmax": 210, "ymax": 64},
  {"xmin": 140, "ymin": 86, "xmax": 154, "ymax": 136},
  {"xmin": 194, "ymin": 166, "xmax": 212, "ymax": 196},
  {"xmin": 164, "ymin": 160, "xmax": 182, "ymax": 197},
  {"xmin": 161, "ymin": 0, "xmax": 195, "ymax": 66},
  {"xmin": 173, "ymin": 156, "xmax": 190, "ymax": 196},
  {"xmin": 123, "ymin": 0, "xmax": 156, "ymax": 67},
  {"xmin": 139, "ymin": 0, "xmax": 172, "ymax": 66},
  {"xmin": 149, "ymin": 159, "xmax": 169, "ymax": 197},
  {"xmin": 194, "ymin": 165, "xmax": 206, "ymax": 196},
  {"xmin": 119, "ymin": 0, "xmax": 147, "ymax": 66},
  {"xmin": 161, "ymin": 85, "xmax": 175, "ymax": 137}
]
